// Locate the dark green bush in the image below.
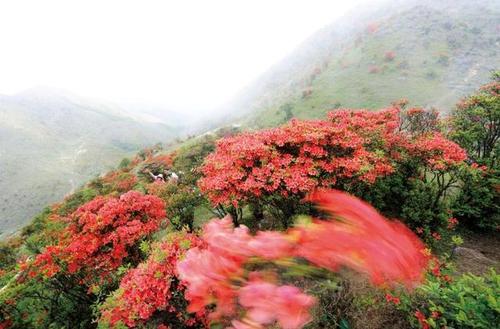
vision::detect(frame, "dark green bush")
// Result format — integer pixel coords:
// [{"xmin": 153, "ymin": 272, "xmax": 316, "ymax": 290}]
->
[
  {"xmin": 452, "ymin": 167, "xmax": 500, "ymax": 231},
  {"xmin": 399, "ymin": 179, "xmax": 448, "ymax": 235}
]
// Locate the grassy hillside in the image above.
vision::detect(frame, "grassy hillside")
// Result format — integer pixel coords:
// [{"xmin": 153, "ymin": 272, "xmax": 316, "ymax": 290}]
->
[
  {"xmin": 227, "ymin": 0, "xmax": 499, "ymax": 128},
  {"xmin": 0, "ymin": 88, "xmax": 182, "ymax": 237}
]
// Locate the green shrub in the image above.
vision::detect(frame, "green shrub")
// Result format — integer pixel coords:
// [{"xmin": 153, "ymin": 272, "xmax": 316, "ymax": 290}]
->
[
  {"xmin": 452, "ymin": 167, "xmax": 500, "ymax": 231},
  {"xmin": 399, "ymin": 270, "xmax": 500, "ymax": 329},
  {"xmin": 165, "ymin": 186, "xmax": 202, "ymax": 231},
  {"xmin": 399, "ymin": 179, "xmax": 448, "ymax": 235},
  {"xmin": 449, "ymin": 73, "xmax": 500, "ymax": 168},
  {"xmin": 57, "ymin": 188, "xmax": 98, "ymax": 216},
  {"xmin": 118, "ymin": 157, "xmax": 131, "ymax": 169}
]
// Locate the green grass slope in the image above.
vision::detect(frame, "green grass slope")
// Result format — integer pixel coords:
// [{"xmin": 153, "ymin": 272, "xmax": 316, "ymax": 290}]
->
[
  {"xmin": 232, "ymin": 0, "xmax": 500, "ymax": 128},
  {"xmin": 0, "ymin": 88, "xmax": 181, "ymax": 237}
]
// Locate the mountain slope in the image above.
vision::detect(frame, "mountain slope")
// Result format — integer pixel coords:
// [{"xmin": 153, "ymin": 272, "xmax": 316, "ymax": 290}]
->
[
  {"xmin": 225, "ymin": 0, "xmax": 500, "ymax": 127},
  {"xmin": 0, "ymin": 88, "xmax": 181, "ymax": 236}
]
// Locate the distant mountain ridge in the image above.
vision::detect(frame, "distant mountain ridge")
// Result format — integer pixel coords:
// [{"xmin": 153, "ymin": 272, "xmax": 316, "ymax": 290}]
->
[
  {"xmin": 221, "ymin": 0, "xmax": 500, "ymax": 127},
  {"xmin": 0, "ymin": 88, "xmax": 182, "ymax": 236}
]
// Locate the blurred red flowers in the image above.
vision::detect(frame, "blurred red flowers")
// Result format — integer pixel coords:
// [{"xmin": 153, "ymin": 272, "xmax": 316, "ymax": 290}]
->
[
  {"xmin": 236, "ymin": 276, "xmax": 315, "ymax": 329},
  {"xmin": 177, "ymin": 189, "xmax": 429, "ymax": 328},
  {"xmin": 295, "ymin": 189, "xmax": 429, "ymax": 287}
]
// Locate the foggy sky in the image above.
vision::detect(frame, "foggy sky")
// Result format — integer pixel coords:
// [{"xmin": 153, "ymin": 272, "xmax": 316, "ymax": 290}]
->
[{"xmin": 0, "ymin": 0, "xmax": 362, "ymax": 113}]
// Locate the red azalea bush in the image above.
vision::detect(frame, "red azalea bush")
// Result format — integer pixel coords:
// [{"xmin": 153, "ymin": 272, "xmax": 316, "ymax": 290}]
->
[
  {"xmin": 26, "ymin": 191, "xmax": 166, "ymax": 287},
  {"xmin": 99, "ymin": 233, "xmax": 207, "ymax": 328},
  {"xmin": 101, "ymin": 171, "xmax": 139, "ymax": 193},
  {"xmin": 177, "ymin": 189, "xmax": 430, "ymax": 328},
  {"xmin": 408, "ymin": 133, "xmax": 466, "ymax": 171},
  {"xmin": 198, "ymin": 108, "xmax": 466, "ymax": 231},
  {"xmin": 198, "ymin": 109, "xmax": 399, "ymax": 220}
]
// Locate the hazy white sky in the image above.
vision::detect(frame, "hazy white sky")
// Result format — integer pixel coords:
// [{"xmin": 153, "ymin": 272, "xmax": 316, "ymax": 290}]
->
[{"xmin": 0, "ymin": 0, "xmax": 361, "ymax": 111}]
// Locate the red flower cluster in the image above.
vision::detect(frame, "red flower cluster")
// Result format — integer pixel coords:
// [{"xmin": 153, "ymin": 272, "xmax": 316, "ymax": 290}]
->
[
  {"xmin": 199, "ymin": 109, "xmax": 401, "ymax": 207},
  {"xmin": 415, "ymin": 310, "xmax": 429, "ymax": 329},
  {"xmin": 431, "ymin": 232, "xmax": 441, "ymax": 241},
  {"xmin": 177, "ymin": 189, "xmax": 429, "ymax": 328},
  {"xmin": 447, "ymin": 217, "xmax": 458, "ymax": 229},
  {"xmin": 102, "ymin": 171, "xmax": 138, "ymax": 193},
  {"xmin": 199, "ymin": 108, "xmax": 466, "ymax": 209},
  {"xmin": 384, "ymin": 51, "xmax": 396, "ymax": 61},
  {"xmin": 99, "ymin": 233, "xmax": 207, "ymax": 328},
  {"xmin": 409, "ymin": 133, "xmax": 466, "ymax": 171},
  {"xmin": 29, "ymin": 191, "xmax": 166, "ymax": 285},
  {"xmin": 385, "ymin": 293, "xmax": 401, "ymax": 305}
]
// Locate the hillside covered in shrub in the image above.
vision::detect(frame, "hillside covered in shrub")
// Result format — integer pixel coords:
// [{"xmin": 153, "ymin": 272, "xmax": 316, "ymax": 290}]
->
[{"xmin": 0, "ymin": 74, "xmax": 498, "ymax": 328}]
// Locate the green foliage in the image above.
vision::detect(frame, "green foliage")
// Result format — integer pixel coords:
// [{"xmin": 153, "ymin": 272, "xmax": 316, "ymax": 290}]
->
[
  {"xmin": 56, "ymin": 188, "xmax": 98, "ymax": 216},
  {"xmin": 398, "ymin": 270, "xmax": 500, "ymax": 329},
  {"xmin": 171, "ymin": 135, "xmax": 216, "ymax": 185},
  {"xmin": 118, "ymin": 157, "xmax": 131, "ymax": 169},
  {"xmin": 164, "ymin": 185, "xmax": 202, "ymax": 231},
  {"xmin": 356, "ymin": 165, "xmax": 452, "ymax": 244},
  {"xmin": 0, "ymin": 278, "xmax": 96, "ymax": 329},
  {"xmin": 452, "ymin": 167, "xmax": 500, "ymax": 231},
  {"xmin": 263, "ymin": 194, "xmax": 313, "ymax": 229},
  {"xmin": 20, "ymin": 208, "xmax": 66, "ymax": 254},
  {"xmin": 449, "ymin": 72, "xmax": 500, "ymax": 167},
  {"xmin": 448, "ymin": 75, "xmax": 500, "ymax": 231},
  {"xmin": 399, "ymin": 180, "xmax": 448, "ymax": 235},
  {"xmin": 278, "ymin": 102, "xmax": 294, "ymax": 122}
]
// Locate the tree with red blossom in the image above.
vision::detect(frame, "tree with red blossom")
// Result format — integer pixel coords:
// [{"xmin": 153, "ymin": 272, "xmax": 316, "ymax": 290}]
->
[{"xmin": 400, "ymin": 107, "xmax": 440, "ymax": 136}]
